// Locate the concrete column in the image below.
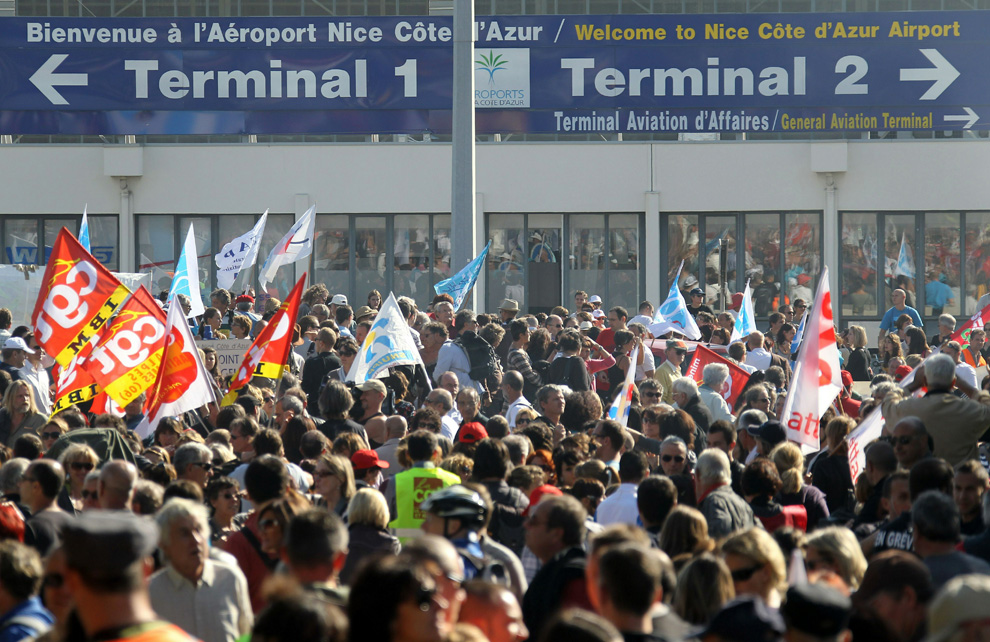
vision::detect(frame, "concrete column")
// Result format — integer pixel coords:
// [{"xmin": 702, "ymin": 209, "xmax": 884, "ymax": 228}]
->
[
  {"xmin": 450, "ymin": 0, "xmax": 477, "ymax": 308},
  {"xmin": 645, "ymin": 191, "xmax": 662, "ymax": 307}
]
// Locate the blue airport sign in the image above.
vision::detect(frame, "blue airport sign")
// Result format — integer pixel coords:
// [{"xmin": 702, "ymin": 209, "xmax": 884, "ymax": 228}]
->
[{"xmin": 0, "ymin": 12, "xmax": 986, "ymax": 134}]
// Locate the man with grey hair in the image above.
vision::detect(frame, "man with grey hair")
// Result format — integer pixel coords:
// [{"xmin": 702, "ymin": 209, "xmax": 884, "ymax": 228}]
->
[
  {"xmin": 98, "ymin": 460, "xmax": 138, "ymax": 511},
  {"xmin": 174, "ymin": 442, "xmax": 214, "ymax": 489},
  {"xmin": 939, "ymin": 340, "xmax": 978, "ymax": 390},
  {"xmin": 273, "ymin": 394, "xmax": 305, "ymax": 432},
  {"xmin": 0, "ymin": 458, "xmax": 30, "ymax": 517},
  {"xmin": 883, "ymin": 353, "xmax": 990, "ymax": 466},
  {"xmin": 932, "ymin": 313, "xmax": 956, "ymax": 348},
  {"xmin": 695, "ymin": 448, "xmax": 757, "ymax": 539},
  {"xmin": 698, "ymin": 364, "xmax": 734, "ymax": 424},
  {"xmin": 150, "ymin": 498, "xmax": 253, "ymax": 642},
  {"xmin": 911, "ymin": 490, "xmax": 990, "ymax": 590},
  {"xmin": 423, "ymin": 388, "xmax": 459, "ymax": 441},
  {"xmin": 737, "ymin": 408, "xmax": 767, "ymax": 465},
  {"xmin": 671, "ymin": 376, "xmax": 712, "ymax": 438}
]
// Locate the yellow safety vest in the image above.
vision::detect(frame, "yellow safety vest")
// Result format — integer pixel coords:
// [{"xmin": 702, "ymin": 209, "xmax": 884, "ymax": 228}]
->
[{"xmin": 389, "ymin": 466, "xmax": 461, "ymax": 542}]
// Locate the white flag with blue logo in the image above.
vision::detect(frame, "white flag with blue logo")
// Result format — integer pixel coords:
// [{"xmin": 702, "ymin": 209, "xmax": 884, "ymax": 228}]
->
[
  {"xmin": 607, "ymin": 344, "xmax": 639, "ymax": 427},
  {"xmin": 79, "ymin": 206, "xmax": 91, "ymax": 254},
  {"xmin": 259, "ymin": 205, "xmax": 316, "ymax": 291},
  {"xmin": 216, "ymin": 210, "xmax": 268, "ymax": 291},
  {"xmin": 649, "ymin": 261, "xmax": 702, "ymax": 340},
  {"xmin": 167, "ymin": 223, "xmax": 206, "ymax": 318},
  {"xmin": 730, "ymin": 280, "xmax": 758, "ymax": 343},
  {"xmin": 434, "ymin": 240, "xmax": 491, "ymax": 311},
  {"xmin": 348, "ymin": 292, "xmax": 426, "ymax": 384},
  {"xmin": 894, "ymin": 232, "xmax": 915, "ymax": 279}
]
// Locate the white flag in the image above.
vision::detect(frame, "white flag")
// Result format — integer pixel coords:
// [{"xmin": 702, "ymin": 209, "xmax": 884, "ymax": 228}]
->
[
  {"xmin": 135, "ymin": 297, "xmax": 217, "ymax": 438},
  {"xmin": 258, "ymin": 205, "xmax": 316, "ymax": 291},
  {"xmin": 348, "ymin": 293, "xmax": 426, "ymax": 384},
  {"xmin": 729, "ymin": 279, "xmax": 758, "ymax": 343},
  {"xmin": 607, "ymin": 345, "xmax": 639, "ymax": 427},
  {"xmin": 780, "ymin": 266, "xmax": 842, "ymax": 453},
  {"xmin": 847, "ymin": 407, "xmax": 884, "ymax": 483},
  {"xmin": 649, "ymin": 261, "xmax": 702, "ymax": 340},
  {"xmin": 167, "ymin": 224, "xmax": 206, "ymax": 318},
  {"xmin": 216, "ymin": 211, "xmax": 268, "ymax": 291}
]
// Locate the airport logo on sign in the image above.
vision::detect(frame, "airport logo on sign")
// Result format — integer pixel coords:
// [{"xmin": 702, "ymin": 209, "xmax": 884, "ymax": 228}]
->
[{"xmin": 475, "ymin": 48, "xmax": 530, "ymax": 108}]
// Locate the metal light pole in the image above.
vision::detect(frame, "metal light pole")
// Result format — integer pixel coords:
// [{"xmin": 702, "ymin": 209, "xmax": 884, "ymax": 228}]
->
[{"xmin": 450, "ymin": 0, "xmax": 477, "ymax": 309}]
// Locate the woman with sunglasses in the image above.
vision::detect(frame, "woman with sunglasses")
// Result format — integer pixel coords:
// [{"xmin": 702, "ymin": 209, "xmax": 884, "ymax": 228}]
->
[
  {"xmin": 721, "ymin": 527, "xmax": 787, "ymax": 608},
  {"xmin": 348, "ymin": 556, "xmax": 448, "ymax": 642},
  {"xmin": 312, "ymin": 454, "xmax": 356, "ymax": 517},
  {"xmin": 256, "ymin": 493, "xmax": 311, "ymax": 559},
  {"xmin": 56, "ymin": 444, "xmax": 99, "ymax": 514},
  {"xmin": 206, "ymin": 476, "xmax": 242, "ymax": 545},
  {"xmin": 38, "ymin": 417, "xmax": 67, "ymax": 455}
]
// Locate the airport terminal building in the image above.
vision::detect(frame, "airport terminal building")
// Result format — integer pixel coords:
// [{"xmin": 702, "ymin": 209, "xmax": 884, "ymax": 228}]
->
[{"xmin": 0, "ymin": 0, "xmax": 988, "ymax": 337}]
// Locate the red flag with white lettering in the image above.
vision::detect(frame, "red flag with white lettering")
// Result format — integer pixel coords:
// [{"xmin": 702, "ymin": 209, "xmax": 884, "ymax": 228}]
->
[
  {"xmin": 32, "ymin": 228, "xmax": 130, "ymax": 368},
  {"xmin": 51, "ymin": 351, "xmax": 101, "ymax": 415},
  {"xmin": 685, "ymin": 344, "xmax": 751, "ymax": 408},
  {"xmin": 950, "ymin": 302, "xmax": 990, "ymax": 350},
  {"xmin": 85, "ymin": 286, "xmax": 167, "ymax": 408}
]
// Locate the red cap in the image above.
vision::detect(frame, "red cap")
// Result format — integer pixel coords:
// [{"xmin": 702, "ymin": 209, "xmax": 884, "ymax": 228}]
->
[
  {"xmin": 235, "ymin": 294, "xmax": 254, "ymax": 304},
  {"xmin": 458, "ymin": 422, "xmax": 488, "ymax": 444},
  {"xmin": 731, "ymin": 292, "xmax": 744, "ymax": 311},
  {"xmin": 840, "ymin": 370, "xmax": 853, "ymax": 388},
  {"xmin": 894, "ymin": 365, "xmax": 913, "ymax": 381},
  {"xmin": 524, "ymin": 484, "xmax": 563, "ymax": 517},
  {"xmin": 350, "ymin": 449, "xmax": 389, "ymax": 471}
]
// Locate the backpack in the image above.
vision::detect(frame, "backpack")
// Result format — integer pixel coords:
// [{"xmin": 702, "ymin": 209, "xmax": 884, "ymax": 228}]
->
[
  {"xmin": 456, "ymin": 545, "xmax": 509, "ymax": 586},
  {"xmin": 454, "ymin": 333, "xmax": 502, "ymax": 388},
  {"xmin": 546, "ymin": 355, "xmax": 592, "ymax": 391}
]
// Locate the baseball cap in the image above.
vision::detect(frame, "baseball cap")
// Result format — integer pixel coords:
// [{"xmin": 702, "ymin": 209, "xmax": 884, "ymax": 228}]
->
[
  {"xmin": 579, "ymin": 321, "xmax": 594, "ymax": 331},
  {"xmin": 331, "ymin": 294, "xmax": 348, "ymax": 305},
  {"xmin": 351, "ymin": 449, "xmax": 389, "ymax": 471},
  {"xmin": 781, "ymin": 583, "xmax": 851, "ymax": 639},
  {"xmin": 235, "ymin": 294, "xmax": 254, "ymax": 304},
  {"xmin": 748, "ymin": 420, "xmax": 787, "ymax": 446},
  {"xmin": 925, "ymin": 574, "xmax": 990, "ymax": 642},
  {"xmin": 2, "ymin": 337, "xmax": 34, "ymax": 354},
  {"xmin": 592, "ymin": 309, "xmax": 606, "ymax": 319},
  {"xmin": 840, "ymin": 370, "xmax": 853, "ymax": 389},
  {"xmin": 523, "ymin": 484, "xmax": 563, "ymax": 517},
  {"xmin": 731, "ymin": 292, "xmax": 745, "ymax": 311},
  {"xmin": 689, "ymin": 287, "xmax": 704, "ymax": 296},
  {"xmin": 355, "ymin": 379, "xmax": 387, "ymax": 395},
  {"xmin": 895, "ymin": 364, "xmax": 913, "ymax": 381},
  {"xmin": 693, "ymin": 597, "xmax": 785, "ymax": 642},
  {"xmin": 589, "ymin": 295, "xmax": 602, "ymax": 304},
  {"xmin": 666, "ymin": 339, "xmax": 687, "ymax": 351},
  {"xmin": 458, "ymin": 422, "xmax": 488, "ymax": 444}
]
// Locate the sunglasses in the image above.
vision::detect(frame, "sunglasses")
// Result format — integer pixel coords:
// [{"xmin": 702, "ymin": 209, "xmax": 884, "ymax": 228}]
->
[
  {"xmin": 259, "ymin": 518, "xmax": 280, "ymax": 530},
  {"xmin": 191, "ymin": 462, "xmax": 213, "ymax": 471},
  {"xmin": 263, "ymin": 397, "xmax": 275, "ymax": 404},
  {"xmin": 43, "ymin": 573, "xmax": 64, "ymax": 589},
  {"xmin": 42, "ymin": 432, "xmax": 62, "ymax": 440},
  {"xmin": 661, "ymin": 455, "xmax": 685, "ymax": 463},
  {"xmin": 730, "ymin": 565, "xmax": 762, "ymax": 582},
  {"xmin": 644, "ymin": 392, "xmax": 662, "ymax": 398},
  {"xmin": 70, "ymin": 462, "xmax": 95, "ymax": 472}
]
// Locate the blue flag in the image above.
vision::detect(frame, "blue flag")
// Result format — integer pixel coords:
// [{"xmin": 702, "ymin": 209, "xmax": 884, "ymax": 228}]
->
[
  {"xmin": 895, "ymin": 232, "xmax": 915, "ymax": 279},
  {"xmin": 648, "ymin": 261, "xmax": 702, "ymax": 340},
  {"xmin": 730, "ymin": 280, "xmax": 758, "ymax": 343},
  {"xmin": 791, "ymin": 311, "xmax": 806, "ymax": 356},
  {"xmin": 79, "ymin": 206, "xmax": 91, "ymax": 254},
  {"xmin": 434, "ymin": 241, "xmax": 491, "ymax": 310},
  {"xmin": 167, "ymin": 223, "xmax": 206, "ymax": 318}
]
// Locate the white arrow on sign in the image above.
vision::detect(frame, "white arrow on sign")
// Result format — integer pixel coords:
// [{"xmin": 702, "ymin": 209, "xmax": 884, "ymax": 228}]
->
[
  {"xmin": 944, "ymin": 107, "xmax": 979, "ymax": 129},
  {"xmin": 900, "ymin": 49, "xmax": 959, "ymax": 101},
  {"xmin": 29, "ymin": 54, "xmax": 88, "ymax": 106}
]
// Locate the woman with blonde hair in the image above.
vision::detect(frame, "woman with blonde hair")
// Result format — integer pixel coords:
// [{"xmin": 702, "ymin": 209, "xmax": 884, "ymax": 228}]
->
[
  {"xmin": 770, "ymin": 442, "xmax": 829, "ymax": 530},
  {"xmin": 312, "ymin": 454, "xmax": 356, "ymax": 516},
  {"xmin": 673, "ymin": 554, "xmax": 735, "ymax": 625},
  {"xmin": 804, "ymin": 526, "xmax": 868, "ymax": 590},
  {"xmin": 721, "ymin": 527, "xmax": 787, "ymax": 607},
  {"xmin": 658, "ymin": 505, "xmax": 715, "ymax": 567},
  {"xmin": 845, "ymin": 325, "xmax": 872, "ymax": 381},
  {"xmin": 340, "ymin": 488, "xmax": 400, "ymax": 585},
  {"xmin": 57, "ymin": 443, "xmax": 100, "ymax": 514}
]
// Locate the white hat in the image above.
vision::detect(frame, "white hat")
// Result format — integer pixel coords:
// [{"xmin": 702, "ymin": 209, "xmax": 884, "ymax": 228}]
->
[
  {"xmin": 331, "ymin": 294, "xmax": 348, "ymax": 306},
  {"xmin": 3, "ymin": 337, "xmax": 34, "ymax": 354},
  {"xmin": 592, "ymin": 309, "xmax": 606, "ymax": 319},
  {"xmin": 589, "ymin": 295, "xmax": 602, "ymax": 304}
]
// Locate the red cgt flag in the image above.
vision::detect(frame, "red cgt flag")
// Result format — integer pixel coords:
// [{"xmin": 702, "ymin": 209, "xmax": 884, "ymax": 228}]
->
[
  {"xmin": 51, "ymin": 351, "xmax": 101, "ymax": 415},
  {"xmin": 32, "ymin": 228, "xmax": 130, "ymax": 368},
  {"xmin": 685, "ymin": 344, "xmax": 751, "ymax": 408},
  {"xmin": 85, "ymin": 286, "xmax": 167, "ymax": 408},
  {"xmin": 950, "ymin": 302, "xmax": 990, "ymax": 350},
  {"xmin": 222, "ymin": 274, "xmax": 306, "ymax": 405}
]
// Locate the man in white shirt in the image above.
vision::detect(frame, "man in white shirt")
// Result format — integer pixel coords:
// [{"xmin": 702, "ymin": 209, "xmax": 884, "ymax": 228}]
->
[
  {"xmin": 434, "ymin": 338, "xmax": 482, "ymax": 393},
  {"xmin": 423, "ymin": 388, "xmax": 460, "ymax": 441},
  {"xmin": 698, "ymin": 363, "xmax": 734, "ymax": 424},
  {"xmin": 501, "ymin": 372, "xmax": 532, "ymax": 430},
  {"xmin": 19, "ymin": 334, "xmax": 50, "ymax": 417},
  {"xmin": 745, "ymin": 331, "xmax": 773, "ymax": 371},
  {"xmin": 941, "ymin": 341, "xmax": 978, "ymax": 390},
  {"xmin": 150, "ymin": 499, "xmax": 252, "ymax": 642},
  {"xmin": 596, "ymin": 451, "xmax": 649, "ymax": 526}
]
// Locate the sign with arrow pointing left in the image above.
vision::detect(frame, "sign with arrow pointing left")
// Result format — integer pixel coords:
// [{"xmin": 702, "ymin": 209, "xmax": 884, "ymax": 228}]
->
[{"xmin": 0, "ymin": 12, "xmax": 987, "ymax": 135}]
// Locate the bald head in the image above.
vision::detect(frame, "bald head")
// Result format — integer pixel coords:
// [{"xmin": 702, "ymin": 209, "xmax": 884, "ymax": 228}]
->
[
  {"xmin": 385, "ymin": 415, "xmax": 408, "ymax": 439},
  {"xmin": 747, "ymin": 331, "xmax": 765, "ymax": 349},
  {"xmin": 99, "ymin": 460, "xmax": 138, "ymax": 511}
]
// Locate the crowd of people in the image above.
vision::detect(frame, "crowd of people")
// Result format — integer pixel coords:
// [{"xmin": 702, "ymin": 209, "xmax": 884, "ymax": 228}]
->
[{"xmin": 0, "ymin": 280, "xmax": 989, "ymax": 642}]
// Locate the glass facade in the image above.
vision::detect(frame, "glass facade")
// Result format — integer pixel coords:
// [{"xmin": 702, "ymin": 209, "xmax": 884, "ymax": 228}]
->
[
  {"xmin": 0, "ymin": 215, "xmax": 119, "ymax": 270},
  {"xmin": 487, "ymin": 213, "xmax": 644, "ymax": 314},
  {"xmin": 840, "ymin": 211, "xmax": 990, "ymax": 321},
  {"xmin": 665, "ymin": 211, "xmax": 822, "ymax": 317}
]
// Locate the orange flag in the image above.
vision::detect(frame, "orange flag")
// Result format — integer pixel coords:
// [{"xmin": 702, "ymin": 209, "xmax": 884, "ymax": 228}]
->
[
  {"xmin": 86, "ymin": 286, "xmax": 167, "ymax": 408},
  {"xmin": 222, "ymin": 274, "xmax": 306, "ymax": 405},
  {"xmin": 32, "ymin": 228, "xmax": 130, "ymax": 368}
]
